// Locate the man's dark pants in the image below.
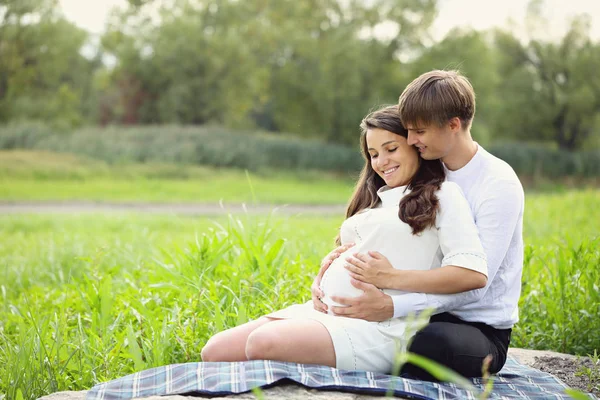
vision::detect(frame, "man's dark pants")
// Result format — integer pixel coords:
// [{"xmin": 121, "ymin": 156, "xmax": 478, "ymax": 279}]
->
[{"xmin": 399, "ymin": 312, "xmax": 512, "ymax": 381}]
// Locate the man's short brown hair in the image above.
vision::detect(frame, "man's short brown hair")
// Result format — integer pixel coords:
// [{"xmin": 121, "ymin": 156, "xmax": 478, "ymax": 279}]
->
[{"xmin": 398, "ymin": 70, "xmax": 476, "ymax": 129}]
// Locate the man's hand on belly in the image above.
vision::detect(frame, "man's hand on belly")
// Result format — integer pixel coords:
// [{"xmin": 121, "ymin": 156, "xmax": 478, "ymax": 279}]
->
[
  {"xmin": 329, "ymin": 279, "xmax": 394, "ymax": 322},
  {"xmin": 344, "ymin": 251, "xmax": 395, "ymax": 289}
]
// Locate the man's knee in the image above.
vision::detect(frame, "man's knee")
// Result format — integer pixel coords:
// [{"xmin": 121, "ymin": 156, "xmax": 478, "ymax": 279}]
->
[
  {"xmin": 404, "ymin": 322, "xmax": 494, "ymax": 379},
  {"xmin": 407, "ymin": 323, "xmax": 454, "ymax": 362}
]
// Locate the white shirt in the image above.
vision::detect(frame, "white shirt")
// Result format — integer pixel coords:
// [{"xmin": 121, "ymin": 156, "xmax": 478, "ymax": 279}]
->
[
  {"xmin": 392, "ymin": 145, "xmax": 525, "ymax": 329},
  {"xmin": 320, "ymin": 182, "xmax": 488, "ymax": 313}
]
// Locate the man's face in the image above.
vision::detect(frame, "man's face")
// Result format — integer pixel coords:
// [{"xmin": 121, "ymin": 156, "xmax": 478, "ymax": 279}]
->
[{"xmin": 405, "ymin": 120, "xmax": 456, "ymax": 161}]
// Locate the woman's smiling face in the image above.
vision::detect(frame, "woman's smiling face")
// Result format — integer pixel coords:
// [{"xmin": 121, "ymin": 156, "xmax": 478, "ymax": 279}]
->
[{"xmin": 366, "ymin": 128, "xmax": 420, "ymax": 188}]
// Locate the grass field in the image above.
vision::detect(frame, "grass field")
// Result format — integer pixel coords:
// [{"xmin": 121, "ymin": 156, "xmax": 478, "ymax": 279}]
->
[
  {"xmin": 0, "ymin": 151, "xmax": 599, "ymax": 399},
  {"xmin": 1, "ymin": 150, "xmax": 599, "ymax": 204},
  {"xmin": 0, "ymin": 151, "xmax": 355, "ymax": 204}
]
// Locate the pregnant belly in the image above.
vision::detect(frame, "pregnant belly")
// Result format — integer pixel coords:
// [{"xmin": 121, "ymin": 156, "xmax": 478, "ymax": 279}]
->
[{"xmin": 319, "ymin": 253, "xmax": 363, "ymax": 312}]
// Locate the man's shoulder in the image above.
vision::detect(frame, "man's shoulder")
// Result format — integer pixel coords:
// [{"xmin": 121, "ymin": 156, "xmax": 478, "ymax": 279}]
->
[{"xmin": 477, "ymin": 146, "xmax": 523, "ymax": 188}]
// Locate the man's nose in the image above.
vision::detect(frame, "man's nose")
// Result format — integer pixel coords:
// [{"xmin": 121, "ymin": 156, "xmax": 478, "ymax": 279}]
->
[
  {"xmin": 407, "ymin": 132, "xmax": 418, "ymax": 146},
  {"xmin": 406, "ymin": 131, "xmax": 417, "ymax": 146}
]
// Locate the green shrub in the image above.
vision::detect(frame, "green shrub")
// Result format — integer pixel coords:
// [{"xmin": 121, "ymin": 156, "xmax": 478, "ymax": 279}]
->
[
  {"xmin": 0, "ymin": 124, "xmax": 364, "ymax": 172},
  {"xmin": 0, "ymin": 122, "xmax": 57, "ymax": 150},
  {"xmin": 488, "ymin": 143, "xmax": 600, "ymax": 179},
  {"xmin": 1, "ymin": 123, "xmax": 598, "ymax": 178}
]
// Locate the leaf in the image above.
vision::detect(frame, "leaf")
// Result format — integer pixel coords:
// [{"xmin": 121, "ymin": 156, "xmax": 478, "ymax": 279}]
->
[
  {"xmin": 213, "ymin": 305, "xmax": 224, "ymax": 333},
  {"xmin": 100, "ymin": 278, "xmax": 114, "ymax": 333},
  {"xmin": 404, "ymin": 353, "xmax": 480, "ymax": 395},
  {"xmin": 265, "ymin": 239, "xmax": 285, "ymax": 263},
  {"xmin": 236, "ymin": 302, "xmax": 248, "ymax": 326},
  {"xmin": 564, "ymin": 388, "xmax": 594, "ymax": 399},
  {"xmin": 126, "ymin": 324, "xmax": 145, "ymax": 371}
]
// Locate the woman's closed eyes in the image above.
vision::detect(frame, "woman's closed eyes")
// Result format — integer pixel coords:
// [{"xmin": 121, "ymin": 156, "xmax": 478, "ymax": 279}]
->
[{"xmin": 370, "ymin": 148, "xmax": 398, "ymax": 159}]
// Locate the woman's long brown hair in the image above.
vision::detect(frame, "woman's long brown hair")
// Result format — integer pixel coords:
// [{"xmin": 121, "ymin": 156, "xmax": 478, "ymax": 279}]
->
[{"xmin": 337, "ymin": 105, "xmax": 445, "ymax": 244}]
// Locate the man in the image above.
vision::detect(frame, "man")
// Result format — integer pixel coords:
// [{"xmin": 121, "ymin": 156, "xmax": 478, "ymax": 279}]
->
[{"xmin": 313, "ymin": 70, "xmax": 524, "ymax": 379}]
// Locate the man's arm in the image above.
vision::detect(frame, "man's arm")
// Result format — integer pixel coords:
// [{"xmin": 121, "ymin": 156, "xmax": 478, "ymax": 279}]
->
[
  {"xmin": 392, "ymin": 179, "xmax": 524, "ymax": 318},
  {"xmin": 387, "ymin": 267, "xmax": 487, "ymax": 293},
  {"xmin": 333, "ymin": 179, "xmax": 523, "ymax": 320}
]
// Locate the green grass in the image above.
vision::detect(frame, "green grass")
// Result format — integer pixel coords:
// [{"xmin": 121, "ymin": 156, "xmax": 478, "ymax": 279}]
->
[
  {"xmin": 0, "ymin": 158, "xmax": 599, "ymax": 398},
  {"xmin": 2, "ymin": 151, "xmax": 599, "ymax": 204},
  {"xmin": 0, "ymin": 151, "xmax": 355, "ymax": 204},
  {"xmin": 0, "ymin": 213, "xmax": 343, "ymax": 399},
  {"xmin": 515, "ymin": 190, "xmax": 600, "ymax": 355}
]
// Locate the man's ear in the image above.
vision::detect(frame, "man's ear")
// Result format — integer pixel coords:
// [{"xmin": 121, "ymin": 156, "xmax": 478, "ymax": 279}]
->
[{"xmin": 448, "ymin": 117, "xmax": 462, "ymax": 133}]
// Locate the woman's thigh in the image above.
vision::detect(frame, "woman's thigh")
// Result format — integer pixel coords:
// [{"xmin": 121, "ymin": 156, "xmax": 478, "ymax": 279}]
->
[
  {"xmin": 245, "ymin": 319, "xmax": 336, "ymax": 367},
  {"xmin": 201, "ymin": 317, "xmax": 273, "ymax": 362}
]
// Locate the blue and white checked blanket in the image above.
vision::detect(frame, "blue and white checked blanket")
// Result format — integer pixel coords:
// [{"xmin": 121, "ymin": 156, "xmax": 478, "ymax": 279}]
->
[{"xmin": 86, "ymin": 356, "xmax": 596, "ymax": 399}]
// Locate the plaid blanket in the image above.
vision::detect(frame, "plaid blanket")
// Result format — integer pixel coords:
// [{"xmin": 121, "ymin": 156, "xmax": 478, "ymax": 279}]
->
[{"xmin": 86, "ymin": 356, "xmax": 596, "ymax": 400}]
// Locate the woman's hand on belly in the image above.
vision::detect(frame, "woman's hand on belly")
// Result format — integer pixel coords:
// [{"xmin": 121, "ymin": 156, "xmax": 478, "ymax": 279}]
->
[
  {"xmin": 312, "ymin": 242, "xmax": 355, "ymax": 313},
  {"xmin": 344, "ymin": 251, "xmax": 396, "ymax": 289},
  {"xmin": 329, "ymin": 279, "xmax": 394, "ymax": 322},
  {"xmin": 320, "ymin": 252, "xmax": 363, "ymax": 308}
]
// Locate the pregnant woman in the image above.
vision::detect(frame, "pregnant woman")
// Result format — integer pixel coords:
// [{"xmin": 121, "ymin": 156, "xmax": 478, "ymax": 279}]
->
[{"xmin": 201, "ymin": 105, "xmax": 488, "ymax": 374}]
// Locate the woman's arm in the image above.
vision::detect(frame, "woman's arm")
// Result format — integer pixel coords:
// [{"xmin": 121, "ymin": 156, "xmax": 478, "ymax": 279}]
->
[{"xmin": 345, "ymin": 251, "xmax": 487, "ymax": 293}]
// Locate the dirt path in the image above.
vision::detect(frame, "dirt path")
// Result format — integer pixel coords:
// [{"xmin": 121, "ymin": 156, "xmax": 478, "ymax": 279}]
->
[{"xmin": 0, "ymin": 201, "xmax": 346, "ymax": 216}]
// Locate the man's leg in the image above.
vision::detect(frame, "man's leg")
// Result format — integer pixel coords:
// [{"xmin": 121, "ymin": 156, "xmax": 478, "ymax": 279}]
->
[{"xmin": 400, "ymin": 313, "xmax": 510, "ymax": 381}]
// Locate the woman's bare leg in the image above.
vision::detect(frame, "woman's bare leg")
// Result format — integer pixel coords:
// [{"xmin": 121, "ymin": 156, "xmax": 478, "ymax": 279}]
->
[
  {"xmin": 201, "ymin": 317, "xmax": 273, "ymax": 362},
  {"xmin": 245, "ymin": 319, "xmax": 336, "ymax": 367}
]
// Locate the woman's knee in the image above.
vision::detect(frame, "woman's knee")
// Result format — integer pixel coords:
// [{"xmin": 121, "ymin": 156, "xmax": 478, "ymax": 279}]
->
[
  {"xmin": 201, "ymin": 334, "xmax": 227, "ymax": 362},
  {"xmin": 245, "ymin": 328, "xmax": 279, "ymax": 360}
]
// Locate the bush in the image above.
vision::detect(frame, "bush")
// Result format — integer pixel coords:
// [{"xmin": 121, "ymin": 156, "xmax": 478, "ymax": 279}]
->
[
  {"xmin": 0, "ymin": 124, "xmax": 364, "ymax": 173},
  {"xmin": 487, "ymin": 143, "xmax": 600, "ymax": 179},
  {"xmin": 0, "ymin": 122, "xmax": 57, "ymax": 150},
  {"xmin": 1, "ymin": 123, "xmax": 598, "ymax": 178}
]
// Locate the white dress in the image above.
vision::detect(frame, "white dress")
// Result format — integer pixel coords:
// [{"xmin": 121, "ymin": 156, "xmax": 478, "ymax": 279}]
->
[{"xmin": 267, "ymin": 181, "xmax": 487, "ymax": 373}]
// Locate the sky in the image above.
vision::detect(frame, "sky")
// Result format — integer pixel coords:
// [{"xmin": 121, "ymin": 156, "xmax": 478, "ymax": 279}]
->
[{"xmin": 58, "ymin": 0, "xmax": 600, "ymax": 41}]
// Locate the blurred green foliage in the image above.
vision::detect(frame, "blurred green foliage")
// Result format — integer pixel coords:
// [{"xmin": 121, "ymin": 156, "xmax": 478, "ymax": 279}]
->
[
  {"xmin": 0, "ymin": 123, "xmax": 364, "ymax": 171},
  {"xmin": 1, "ymin": 123, "xmax": 599, "ymax": 179},
  {"xmin": 0, "ymin": 0, "xmax": 599, "ymax": 150}
]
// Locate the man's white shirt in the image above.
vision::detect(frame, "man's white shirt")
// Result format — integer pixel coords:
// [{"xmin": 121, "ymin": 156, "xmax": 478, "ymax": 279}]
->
[{"xmin": 392, "ymin": 144, "xmax": 524, "ymax": 329}]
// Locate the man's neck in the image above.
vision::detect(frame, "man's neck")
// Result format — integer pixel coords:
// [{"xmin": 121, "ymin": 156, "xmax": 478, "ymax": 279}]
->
[{"xmin": 441, "ymin": 132, "xmax": 478, "ymax": 171}]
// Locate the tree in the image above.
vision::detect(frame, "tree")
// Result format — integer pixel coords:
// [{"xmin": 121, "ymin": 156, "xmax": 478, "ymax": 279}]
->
[
  {"xmin": 405, "ymin": 28, "xmax": 499, "ymax": 146},
  {"xmin": 493, "ymin": 5, "xmax": 600, "ymax": 150},
  {"xmin": 0, "ymin": 0, "xmax": 94, "ymax": 128},
  {"xmin": 238, "ymin": 0, "xmax": 438, "ymax": 143},
  {"xmin": 97, "ymin": 0, "xmax": 438, "ymax": 143}
]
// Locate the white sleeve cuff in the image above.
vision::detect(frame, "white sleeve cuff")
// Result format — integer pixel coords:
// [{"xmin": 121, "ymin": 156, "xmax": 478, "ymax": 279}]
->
[
  {"xmin": 441, "ymin": 252, "xmax": 488, "ymax": 276},
  {"xmin": 392, "ymin": 293, "xmax": 429, "ymax": 318}
]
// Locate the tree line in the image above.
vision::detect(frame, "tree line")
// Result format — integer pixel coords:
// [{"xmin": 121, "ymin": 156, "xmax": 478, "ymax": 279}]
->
[{"xmin": 1, "ymin": 0, "xmax": 599, "ymax": 150}]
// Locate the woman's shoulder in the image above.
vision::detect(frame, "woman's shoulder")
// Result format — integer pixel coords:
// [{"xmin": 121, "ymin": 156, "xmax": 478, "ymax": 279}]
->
[
  {"xmin": 437, "ymin": 181, "xmax": 465, "ymax": 199},
  {"xmin": 435, "ymin": 181, "xmax": 473, "ymax": 226},
  {"xmin": 435, "ymin": 181, "xmax": 471, "ymax": 211}
]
